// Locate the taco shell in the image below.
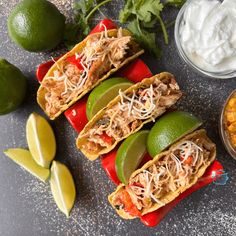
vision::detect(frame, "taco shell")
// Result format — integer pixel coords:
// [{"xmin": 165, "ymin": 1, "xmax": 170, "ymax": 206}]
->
[
  {"xmin": 37, "ymin": 29, "xmax": 144, "ymax": 120},
  {"xmin": 76, "ymin": 72, "xmax": 182, "ymax": 160}
]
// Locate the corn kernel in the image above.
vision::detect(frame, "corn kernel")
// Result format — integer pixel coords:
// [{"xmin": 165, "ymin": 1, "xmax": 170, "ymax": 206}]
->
[
  {"xmin": 228, "ymin": 98, "xmax": 236, "ymax": 108},
  {"xmin": 226, "ymin": 112, "xmax": 236, "ymax": 123},
  {"xmin": 228, "ymin": 122, "xmax": 236, "ymax": 132}
]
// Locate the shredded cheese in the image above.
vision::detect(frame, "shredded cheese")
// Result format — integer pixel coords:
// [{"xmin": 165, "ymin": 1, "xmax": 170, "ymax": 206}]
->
[
  {"xmin": 126, "ymin": 139, "xmax": 206, "ymax": 210},
  {"xmin": 81, "ymin": 78, "xmax": 182, "ymax": 154},
  {"xmin": 43, "ymin": 27, "xmax": 132, "ymax": 116},
  {"xmin": 118, "ymin": 84, "xmax": 159, "ymax": 120}
]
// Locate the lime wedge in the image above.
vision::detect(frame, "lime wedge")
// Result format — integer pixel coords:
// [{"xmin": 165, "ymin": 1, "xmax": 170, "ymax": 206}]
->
[
  {"xmin": 4, "ymin": 148, "xmax": 50, "ymax": 182},
  {"xmin": 147, "ymin": 111, "xmax": 202, "ymax": 157},
  {"xmin": 26, "ymin": 112, "xmax": 56, "ymax": 168},
  {"xmin": 116, "ymin": 130, "xmax": 149, "ymax": 185},
  {"xmin": 50, "ymin": 161, "xmax": 76, "ymax": 217},
  {"xmin": 86, "ymin": 77, "xmax": 133, "ymax": 120}
]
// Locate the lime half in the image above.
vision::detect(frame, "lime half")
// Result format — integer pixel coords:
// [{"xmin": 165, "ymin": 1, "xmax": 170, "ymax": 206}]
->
[
  {"xmin": 26, "ymin": 112, "xmax": 56, "ymax": 168},
  {"xmin": 4, "ymin": 148, "xmax": 50, "ymax": 182},
  {"xmin": 147, "ymin": 111, "xmax": 202, "ymax": 157},
  {"xmin": 50, "ymin": 161, "xmax": 76, "ymax": 217},
  {"xmin": 116, "ymin": 130, "xmax": 149, "ymax": 185},
  {"xmin": 86, "ymin": 77, "xmax": 133, "ymax": 120}
]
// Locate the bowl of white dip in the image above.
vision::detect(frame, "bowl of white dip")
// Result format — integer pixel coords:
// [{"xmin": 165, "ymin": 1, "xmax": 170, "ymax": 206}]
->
[{"xmin": 175, "ymin": 0, "xmax": 236, "ymax": 79}]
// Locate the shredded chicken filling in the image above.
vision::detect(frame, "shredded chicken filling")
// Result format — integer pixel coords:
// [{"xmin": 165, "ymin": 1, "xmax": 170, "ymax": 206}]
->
[
  {"xmin": 113, "ymin": 136, "xmax": 213, "ymax": 212},
  {"xmin": 81, "ymin": 78, "xmax": 181, "ymax": 154},
  {"xmin": 42, "ymin": 28, "xmax": 138, "ymax": 116}
]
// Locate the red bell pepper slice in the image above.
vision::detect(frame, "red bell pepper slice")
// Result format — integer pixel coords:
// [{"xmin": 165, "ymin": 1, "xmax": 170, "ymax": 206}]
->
[
  {"xmin": 100, "ymin": 132, "xmax": 113, "ymax": 145},
  {"xmin": 90, "ymin": 18, "xmax": 118, "ymax": 35},
  {"xmin": 140, "ymin": 160, "xmax": 223, "ymax": 227},
  {"xmin": 101, "ymin": 148, "xmax": 121, "ymax": 185},
  {"xmin": 66, "ymin": 55, "xmax": 84, "ymax": 71},
  {"xmin": 64, "ymin": 96, "xmax": 88, "ymax": 133},
  {"xmin": 116, "ymin": 59, "xmax": 152, "ymax": 83}
]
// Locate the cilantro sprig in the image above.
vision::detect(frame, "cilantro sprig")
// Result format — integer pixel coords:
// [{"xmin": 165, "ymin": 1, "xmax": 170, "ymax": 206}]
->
[
  {"xmin": 119, "ymin": 0, "xmax": 186, "ymax": 57},
  {"xmin": 64, "ymin": 0, "xmax": 111, "ymax": 49}
]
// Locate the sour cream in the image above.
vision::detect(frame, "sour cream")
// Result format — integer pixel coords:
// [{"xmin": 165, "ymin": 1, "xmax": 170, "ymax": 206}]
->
[{"xmin": 180, "ymin": 0, "xmax": 236, "ymax": 72}]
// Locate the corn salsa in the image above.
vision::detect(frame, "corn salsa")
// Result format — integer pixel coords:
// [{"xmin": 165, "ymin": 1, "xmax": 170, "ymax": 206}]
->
[{"xmin": 224, "ymin": 91, "xmax": 236, "ymax": 148}]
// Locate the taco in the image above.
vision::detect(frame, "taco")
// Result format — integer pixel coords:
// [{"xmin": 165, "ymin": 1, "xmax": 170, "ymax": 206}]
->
[
  {"xmin": 108, "ymin": 129, "xmax": 216, "ymax": 219},
  {"xmin": 76, "ymin": 72, "xmax": 182, "ymax": 160},
  {"xmin": 37, "ymin": 28, "xmax": 144, "ymax": 120}
]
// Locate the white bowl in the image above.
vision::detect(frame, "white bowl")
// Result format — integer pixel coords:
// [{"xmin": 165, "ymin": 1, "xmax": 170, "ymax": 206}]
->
[{"xmin": 174, "ymin": 0, "xmax": 236, "ymax": 79}]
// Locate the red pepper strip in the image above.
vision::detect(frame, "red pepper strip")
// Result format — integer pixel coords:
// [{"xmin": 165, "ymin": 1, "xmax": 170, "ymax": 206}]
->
[
  {"xmin": 101, "ymin": 148, "xmax": 121, "ymax": 185},
  {"xmin": 67, "ymin": 55, "xmax": 84, "ymax": 71},
  {"xmin": 116, "ymin": 59, "xmax": 153, "ymax": 83},
  {"xmin": 180, "ymin": 155, "xmax": 194, "ymax": 165},
  {"xmin": 120, "ymin": 189, "xmax": 142, "ymax": 217},
  {"xmin": 100, "ymin": 132, "xmax": 113, "ymax": 145},
  {"xmin": 36, "ymin": 55, "xmax": 63, "ymax": 82},
  {"xmin": 89, "ymin": 18, "xmax": 118, "ymax": 35},
  {"xmin": 64, "ymin": 96, "xmax": 88, "ymax": 133},
  {"xmin": 36, "ymin": 19, "xmax": 117, "ymax": 83},
  {"xmin": 140, "ymin": 160, "xmax": 223, "ymax": 227}
]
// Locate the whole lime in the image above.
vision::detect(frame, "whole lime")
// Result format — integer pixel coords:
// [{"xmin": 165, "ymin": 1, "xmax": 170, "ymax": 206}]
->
[
  {"xmin": 7, "ymin": 0, "xmax": 65, "ymax": 52},
  {"xmin": 147, "ymin": 111, "xmax": 202, "ymax": 157},
  {"xmin": 0, "ymin": 58, "xmax": 27, "ymax": 115}
]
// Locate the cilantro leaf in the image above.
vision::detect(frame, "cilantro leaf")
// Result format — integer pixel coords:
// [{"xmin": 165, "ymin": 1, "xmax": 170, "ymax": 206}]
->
[
  {"xmin": 74, "ymin": 0, "xmax": 94, "ymax": 14},
  {"xmin": 128, "ymin": 19, "xmax": 161, "ymax": 58},
  {"xmin": 119, "ymin": 0, "xmax": 134, "ymax": 23},
  {"xmin": 64, "ymin": 0, "xmax": 111, "ymax": 49},
  {"xmin": 135, "ymin": 0, "xmax": 163, "ymax": 23}
]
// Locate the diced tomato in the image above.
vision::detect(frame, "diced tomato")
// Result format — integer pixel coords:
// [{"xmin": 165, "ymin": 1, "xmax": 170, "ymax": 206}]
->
[
  {"xmin": 101, "ymin": 148, "xmax": 121, "ymax": 185},
  {"xmin": 67, "ymin": 55, "xmax": 84, "ymax": 71},
  {"xmin": 116, "ymin": 59, "xmax": 153, "ymax": 83},
  {"xmin": 130, "ymin": 182, "xmax": 144, "ymax": 188},
  {"xmin": 100, "ymin": 132, "xmax": 113, "ymax": 145},
  {"xmin": 181, "ymin": 155, "xmax": 193, "ymax": 165},
  {"xmin": 64, "ymin": 96, "xmax": 88, "ymax": 132},
  {"xmin": 89, "ymin": 19, "xmax": 117, "ymax": 35},
  {"xmin": 119, "ymin": 190, "xmax": 141, "ymax": 217}
]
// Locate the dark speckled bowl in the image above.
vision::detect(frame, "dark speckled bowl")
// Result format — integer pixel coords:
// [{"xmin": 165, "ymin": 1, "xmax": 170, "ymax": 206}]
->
[{"xmin": 219, "ymin": 89, "xmax": 236, "ymax": 159}]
